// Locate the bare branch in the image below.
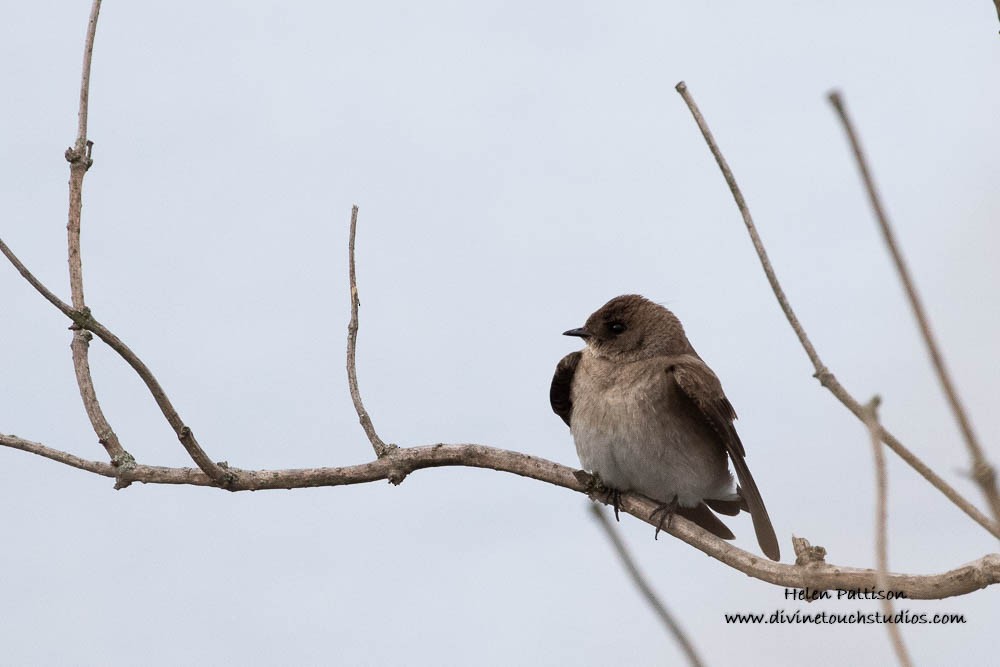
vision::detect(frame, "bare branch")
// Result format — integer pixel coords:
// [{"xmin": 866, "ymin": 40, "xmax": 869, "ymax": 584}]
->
[
  {"xmin": 347, "ymin": 205, "xmax": 393, "ymax": 458},
  {"xmin": 674, "ymin": 80, "xmax": 999, "ymax": 540},
  {"xmin": 674, "ymin": 83, "xmax": 823, "ymax": 370},
  {"xmin": 589, "ymin": 504, "xmax": 706, "ymax": 667},
  {"xmin": 3, "ymin": 433, "xmax": 115, "ymax": 477},
  {"xmin": 829, "ymin": 90, "xmax": 1000, "ymax": 529},
  {"xmin": 70, "ymin": 332, "xmax": 131, "ymax": 467},
  {"xmin": 74, "ymin": 1, "xmax": 101, "ymax": 157},
  {"xmin": 863, "ymin": 398, "xmax": 914, "ymax": 667},
  {"xmin": 61, "ymin": 0, "xmax": 133, "ymax": 472},
  {"xmin": 0, "ymin": 238, "xmax": 231, "ymax": 486},
  {"xmin": 0, "ymin": 237, "xmax": 78, "ymax": 316},
  {"xmin": 66, "ymin": 0, "xmax": 101, "ymax": 309},
  {"xmin": 2, "ymin": 431, "xmax": 997, "ymax": 599}
]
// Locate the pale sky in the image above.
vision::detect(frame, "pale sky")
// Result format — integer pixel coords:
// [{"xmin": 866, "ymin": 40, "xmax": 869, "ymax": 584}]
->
[{"xmin": 1, "ymin": 2, "xmax": 997, "ymax": 666}]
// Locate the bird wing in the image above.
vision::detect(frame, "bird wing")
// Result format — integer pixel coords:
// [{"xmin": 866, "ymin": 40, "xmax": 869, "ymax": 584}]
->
[
  {"xmin": 549, "ymin": 352, "xmax": 582, "ymax": 426},
  {"xmin": 667, "ymin": 355, "xmax": 780, "ymax": 561}
]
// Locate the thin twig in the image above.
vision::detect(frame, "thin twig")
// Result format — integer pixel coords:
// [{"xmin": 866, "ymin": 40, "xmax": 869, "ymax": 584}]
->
[
  {"xmin": 674, "ymin": 81, "xmax": 999, "ymax": 540},
  {"xmin": 589, "ymin": 504, "xmax": 706, "ymax": 667},
  {"xmin": 75, "ymin": 1, "xmax": 100, "ymax": 157},
  {"xmin": 829, "ymin": 90, "xmax": 1000, "ymax": 529},
  {"xmin": 65, "ymin": 0, "xmax": 101, "ymax": 310},
  {"xmin": 62, "ymin": 0, "xmax": 131, "ymax": 471},
  {"xmin": 675, "ymin": 82, "xmax": 823, "ymax": 371},
  {"xmin": 863, "ymin": 397, "xmax": 914, "ymax": 667},
  {"xmin": 66, "ymin": 0, "xmax": 101, "ymax": 309},
  {"xmin": 0, "ymin": 237, "xmax": 231, "ymax": 486},
  {"xmin": 347, "ymin": 205, "xmax": 393, "ymax": 458},
  {"xmin": 2, "ymin": 431, "xmax": 997, "ymax": 600},
  {"xmin": 70, "ymin": 332, "xmax": 131, "ymax": 469}
]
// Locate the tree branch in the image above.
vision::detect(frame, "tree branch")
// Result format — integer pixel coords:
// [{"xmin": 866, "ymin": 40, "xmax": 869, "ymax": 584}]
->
[
  {"xmin": 590, "ymin": 504, "xmax": 706, "ymax": 667},
  {"xmin": 70, "ymin": 331, "xmax": 132, "ymax": 473},
  {"xmin": 0, "ymin": 238, "xmax": 232, "ymax": 486},
  {"xmin": 4, "ymin": 8, "xmax": 998, "ymax": 615},
  {"xmin": 829, "ymin": 90, "xmax": 1000, "ymax": 530},
  {"xmin": 673, "ymin": 80, "xmax": 999, "ymax": 540},
  {"xmin": 66, "ymin": 0, "xmax": 100, "ymax": 309},
  {"xmin": 2, "ymin": 431, "xmax": 997, "ymax": 599},
  {"xmin": 62, "ymin": 0, "xmax": 133, "ymax": 475},
  {"xmin": 347, "ymin": 205, "xmax": 393, "ymax": 458},
  {"xmin": 863, "ymin": 398, "xmax": 913, "ymax": 667}
]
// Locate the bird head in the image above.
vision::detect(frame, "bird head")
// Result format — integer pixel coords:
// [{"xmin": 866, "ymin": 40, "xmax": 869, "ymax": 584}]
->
[{"xmin": 564, "ymin": 294, "xmax": 693, "ymax": 361}]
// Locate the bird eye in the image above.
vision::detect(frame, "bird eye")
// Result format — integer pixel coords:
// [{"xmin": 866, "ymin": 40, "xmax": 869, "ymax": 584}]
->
[{"xmin": 609, "ymin": 322, "xmax": 626, "ymax": 334}]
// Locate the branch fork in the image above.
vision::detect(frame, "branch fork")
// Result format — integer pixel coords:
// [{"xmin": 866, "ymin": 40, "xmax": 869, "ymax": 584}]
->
[{"xmin": 64, "ymin": 140, "xmax": 94, "ymax": 169}]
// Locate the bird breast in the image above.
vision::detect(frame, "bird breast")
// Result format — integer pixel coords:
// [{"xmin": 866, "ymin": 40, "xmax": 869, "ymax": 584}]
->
[{"xmin": 569, "ymin": 355, "xmax": 734, "ymax": 506}]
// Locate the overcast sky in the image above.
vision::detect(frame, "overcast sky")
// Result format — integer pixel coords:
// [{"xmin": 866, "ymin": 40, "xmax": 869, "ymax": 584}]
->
[{"xmin": 2, "ymin": 2, "xmax": 997, "ymax": 665}]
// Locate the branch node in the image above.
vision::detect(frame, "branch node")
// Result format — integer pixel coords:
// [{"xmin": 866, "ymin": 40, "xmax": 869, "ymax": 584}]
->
[
  {"xmin": 812, "ymin": 367, "xmax": 834, "ymax": 386},
  {"xmin": 69, "ymin": 307, "xmax": 93, "ymax": 329},
  {"xmin": 111, "ymin": 450, "xmax": 136, "ymax": 469},
  {"xmin": 213, "ymin": 460, "xmax": 240, "ymax": 489},
  {"xmin": 971, "ymin": 461, "xmax": 998, "ymax": 489},
  {"xmin": 111, "ymin": 451, "xmax": 136, "ymax": 490},
  {"xmin": 573, "ymin": 469, "xmax": 598, "ymax": 492},
  {"xmin": 387, "ymin": 466, "xmax": 408, "ymax": 485},
  {"xmin": 377, "ymin": 442, "xmax": 400, "ymax": 458},
  {"xmin": 792, "ymin": 536, "xmax": 828, "ymax": 566},
  {"xmin": 64, "ymin": 144, "xmax": 94, "ymax": 170}
]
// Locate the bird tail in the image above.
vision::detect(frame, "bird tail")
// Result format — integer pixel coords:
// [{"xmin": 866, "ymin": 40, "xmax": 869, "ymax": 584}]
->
[
  {"xmin": 705, "ymin": 497, "xmax": 747, "ymax": 516},
  {"xmin": 676, "ymin": 503, "xmax": 736, "ymax": 540}
]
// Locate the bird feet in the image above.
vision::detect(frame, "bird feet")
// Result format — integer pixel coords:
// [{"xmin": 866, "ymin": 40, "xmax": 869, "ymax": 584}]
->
[
  {"xmin": 604, "ymin": 487, "xmax": 622, "ymax": 522},
  {"xmin": 582, "ymin": 472, "xmax": 623, "ymax": 522},
  {"xmin": 649, "ymin": 495, "xmax": 680, "ymax": 540}
]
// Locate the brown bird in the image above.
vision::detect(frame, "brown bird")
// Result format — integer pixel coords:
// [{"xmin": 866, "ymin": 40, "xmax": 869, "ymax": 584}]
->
[{"xmin": 550, "ymin": 294, "xmax": 780, "ymax": 561}]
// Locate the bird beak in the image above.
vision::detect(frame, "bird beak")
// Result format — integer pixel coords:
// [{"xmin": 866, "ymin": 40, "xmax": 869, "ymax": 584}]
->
[{"xmin": 563, "ymin": 327, "xmax": 591, "ymax": 339}]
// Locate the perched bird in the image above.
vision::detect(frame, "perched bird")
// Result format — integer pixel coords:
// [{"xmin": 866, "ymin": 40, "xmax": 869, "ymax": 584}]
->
[{"xmin": 550, "ymin": 294, "xmax": 780, "ymax": 561}]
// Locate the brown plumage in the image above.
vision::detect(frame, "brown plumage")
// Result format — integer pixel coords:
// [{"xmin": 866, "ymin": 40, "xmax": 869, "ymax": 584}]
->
[{"xmin": 550, "ymin": 294, "xmax": 780, "ymax": 561}]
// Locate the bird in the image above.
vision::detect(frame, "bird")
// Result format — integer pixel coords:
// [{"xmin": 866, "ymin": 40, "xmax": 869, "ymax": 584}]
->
[{"xmin": 550, "ymin": 294, "xmax": 780, "ymax": 561}]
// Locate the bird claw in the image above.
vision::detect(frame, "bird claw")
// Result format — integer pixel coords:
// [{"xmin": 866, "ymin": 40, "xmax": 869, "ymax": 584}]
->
[
  {"xmin": 649, "ymin": 495, "xmax": 680, "ymax": 540},
  {"xmin": 605, "ymin": 488, "xmax": 622, "ymax": 522},
  {"xmin": 588, "ymin": 472, "xmax": 623, "ymax": 522}
]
